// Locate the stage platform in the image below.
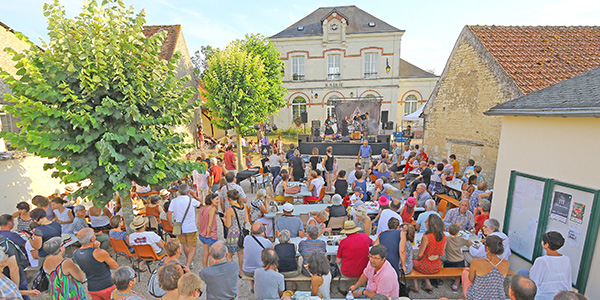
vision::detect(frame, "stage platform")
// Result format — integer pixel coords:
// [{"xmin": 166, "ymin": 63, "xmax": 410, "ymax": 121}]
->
[{"xmin": 298, "ymin": 140, "xmax": 389, "ymax": 156}]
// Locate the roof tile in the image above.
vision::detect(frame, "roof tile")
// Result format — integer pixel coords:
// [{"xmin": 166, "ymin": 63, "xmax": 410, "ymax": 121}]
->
[{"xmin": 142, "ymin": 25, "xmax": 181, "ymax": 60}]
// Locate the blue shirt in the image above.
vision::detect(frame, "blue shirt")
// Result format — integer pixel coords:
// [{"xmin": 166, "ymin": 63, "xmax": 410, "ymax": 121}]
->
[
  {"xmin": 359, "ymin": 145, "xmax": 372, "ymax": 158},
  {"xmin": 416, "ymin": 211, "xmax": 440, "ymax": 234}
]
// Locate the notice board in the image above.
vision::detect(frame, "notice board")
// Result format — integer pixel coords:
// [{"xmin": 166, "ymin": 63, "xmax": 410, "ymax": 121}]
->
[{"xmin": 503, "ymin": 171, "xmax": 600, "ymax": 293}]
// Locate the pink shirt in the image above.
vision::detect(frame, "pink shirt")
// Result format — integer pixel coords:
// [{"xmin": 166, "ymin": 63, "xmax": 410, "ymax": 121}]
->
[
  {"xmin": 224, "ymin": 150, "xmax": 236, "ymax": 171},
  {"xmin": 198, "ymin": 206, "xmax": 218, "ymax": 240},
  {"xmin": 363, "ymin": 260, "xmax": 399, "ymax": 299}
]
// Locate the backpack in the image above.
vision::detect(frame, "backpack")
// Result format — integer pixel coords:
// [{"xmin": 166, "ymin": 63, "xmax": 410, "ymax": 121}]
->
[
  {"xmin": 148, "ymin": 259, "xmax": 185, "ymax": 297},
  {"xmin": 0, "ymin": 235, "xmax": 30, "ymax": 271}
]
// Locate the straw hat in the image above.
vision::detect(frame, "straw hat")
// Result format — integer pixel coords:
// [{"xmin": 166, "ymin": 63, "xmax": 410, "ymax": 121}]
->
[
  {"xmin": 129, "ymin": 216, "xmax": 148, "ymax": 230},
  {"xmin": 159, "ymin": 189, "xmax": 170, "ymax": 197},
  {"xmin": 340, "ymin": 220, "xmax": 361, "ymax": 234}
]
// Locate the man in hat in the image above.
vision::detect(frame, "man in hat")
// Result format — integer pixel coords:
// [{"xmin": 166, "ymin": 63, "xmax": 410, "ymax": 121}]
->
[
  {"xmin": 274, "ymin": 203, "xmax": 305, "ymax": 238},
  {"xmin": 128, "ymin": 216, "xmax": 165, "ymax": 255},
  {"xmin": 336, "ymin": 220, "xmax": 372, "ymax": 279},
  {"xmin": 159, "ymin": 189, "xmax": 170, "ymax": 202}
]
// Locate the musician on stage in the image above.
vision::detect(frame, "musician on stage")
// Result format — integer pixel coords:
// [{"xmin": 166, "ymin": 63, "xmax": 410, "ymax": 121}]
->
[
  {"xmin": 324, "ymin": 115, "xmax": 335, "ymax": 140},
  {"xmin": 341, "ymin": 116, "xmax": 350, "ymax": 137},
  {"xmin": 361, "ymin": 112, "xmax": 370, "ymax": 137}
]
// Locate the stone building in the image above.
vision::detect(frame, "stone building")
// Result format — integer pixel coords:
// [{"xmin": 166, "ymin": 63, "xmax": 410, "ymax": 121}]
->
[
  {"xmin": 269, "ymin": 5, "xmax": 437, "ymax": 131},
  {"xmin": 423, "ymin": 25, "xmax": 600, "ymax": 185}
]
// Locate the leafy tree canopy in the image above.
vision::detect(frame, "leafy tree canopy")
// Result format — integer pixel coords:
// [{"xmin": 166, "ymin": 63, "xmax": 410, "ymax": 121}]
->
[{"xmin": 0, "ymin": 0, "xmax": 203, "ymax": 208}]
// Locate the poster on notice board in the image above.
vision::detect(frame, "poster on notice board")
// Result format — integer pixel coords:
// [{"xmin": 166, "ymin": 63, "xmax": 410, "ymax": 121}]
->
[{"xmin": 549, "ymin": 191, "xmax": 572, "ymax": 224}]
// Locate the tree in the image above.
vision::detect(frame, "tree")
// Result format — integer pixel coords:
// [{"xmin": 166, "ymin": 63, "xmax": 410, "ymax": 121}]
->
[
  {"xmin": 0, "ymin": 0, "xmax": 202, "ymax": 230},
  {"xmin": 191, "ymin": 45, "xmax": 218, "ymax": 76},
  {"xmin": 202, "ymin": 34, "xmax": 286, "ymax": 169}
]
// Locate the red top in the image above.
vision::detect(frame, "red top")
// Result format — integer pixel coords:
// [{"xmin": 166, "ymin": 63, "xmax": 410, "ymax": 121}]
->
[
  {"xmin": 413, "ymin": 233, "xmax": 446, "ymax": 274},
  {"xmin": 474, "ymin": 214, "xmax": 490, "ymax": 234},
  {"xmin": 400, "ymin": 206, "xmax": 414, "ymax": 223},
  {"xmin": 404, "ymin": 161, "xmax": 415, "ymax": 174},
  {"xmin": 224, "ymin": 150, "xmax": 236, "ymax": 171},
  {"xmin": 209, "ymin": 165, "xmax": 223, "ymax": 184},
  {"xmin": 337, "ymin": 232, "xmax": 373, "ymax": 278}
]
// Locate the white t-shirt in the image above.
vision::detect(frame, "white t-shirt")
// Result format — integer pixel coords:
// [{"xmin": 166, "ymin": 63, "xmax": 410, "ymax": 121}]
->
[
  {"xmin": 25, "ymin": 240, "xmax": 38, "ymax": 268},
  {"xmin": 469, "ymin": 231, "xmax": 512, "ymax": 261},
  {"xmin": 192, "ymin": 170, "xmax": 210, "ymax": 189},
  {"xmin": 376, "ymin": 209, "xmax": 402, "ymax": 235},
  {"xmin": 269, "ymin": 154, "xmax": 282, "ymax": 167},
  {"xmin": 529, "ymin": 255, "xmax": 572, "ymax": 300},
  {"xmin": 402, "ymin": 150, "xmax": 412, "ymax": 160},
  {"xmin": 348, "ymin": 170, "xmax": 357, "ymax": 186},
  {"xmin": 168, "ymin": 195, "xmax": 201, "ymax": 233},
  {"xmin": 311, "ymin": 177, "xmax": 324, "ymax": 197},
  {"xmin": 129, "ymin": 231, "xmax": 163, "ymax": 254}
]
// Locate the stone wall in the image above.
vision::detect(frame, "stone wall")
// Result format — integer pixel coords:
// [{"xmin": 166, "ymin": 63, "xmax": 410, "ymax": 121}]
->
[{"xmin": 423, "ymin": 31, "xmax": 523, "ymax": 186}]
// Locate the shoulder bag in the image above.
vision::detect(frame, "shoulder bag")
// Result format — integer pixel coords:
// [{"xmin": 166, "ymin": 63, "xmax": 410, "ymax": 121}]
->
[
  {"xmin": 233, "ymin": 206, "xmax": 249, "ymax": 249},
  {"xmin": 172, "ymin": 197, "xmax": 191, "ymax": 236}
]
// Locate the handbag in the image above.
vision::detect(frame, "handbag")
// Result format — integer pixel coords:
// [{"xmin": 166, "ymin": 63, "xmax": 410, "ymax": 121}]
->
[
  {"xmin": 398, "ymin": 267, "xmax": 409, "ymax": 297},
  {"xmin": 172, "ymin": 197, "xmax": 192, "ymax": 236},
  {"xmin": 233, "ymin": 206, "xmax": 249, "ymax": 249},
  {"xmin": 32, "ymin": 265, "xmax": 49, "ymax": 292}
]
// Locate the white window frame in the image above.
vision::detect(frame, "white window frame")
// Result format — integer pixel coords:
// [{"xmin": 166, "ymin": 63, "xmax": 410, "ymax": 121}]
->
[
  {"xmin": 291, "ymin": 97, "xmax": 307, "ymax": 120},
  {"xmin": 364, "ymin": 53, "xmax": 378, "ymax": 79},
  {"xmin": 326, "ymin": 96, "xmax": 342, "ymax": 119},
  {"xmin": 291, "ymin": 56, "xmax": 305, "ymax": 81},
  {"xmin": 327, "ymin": 54, "xmax": 341, "ymax": 80},
  {"xmin": 404, "ymin": 94, "xmax": 418, "ymax": 116}
]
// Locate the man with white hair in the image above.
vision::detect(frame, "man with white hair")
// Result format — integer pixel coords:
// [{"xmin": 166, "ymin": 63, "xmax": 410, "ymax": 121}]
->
[
  {"xmin": 73, "ymin": 228, "xmax": 118, "ymax": 299},
  {"xmin": 369, "ymin": 178, "xmax": 398, "ymax": 201},
  {"xmin": 443, "ymin": 199, "xmax": 475, "ymax": 231},
  {"xmin": 469, "ymin": 218, "xmax": 511, "ymax": 260},
  {"xmin": 414, "ymin": 183, "xmax": 432, "ymax": 207},
  {"xmin": 167, "ymin": 183, "xmax": 201, "ymax": 268},
  {"xmin": 415, "ymin": 200, "xmax": 439, "ymax": 233},
  {"xmin": 200, "ymin": 241, "xmax": 239, "ymax": 299}
]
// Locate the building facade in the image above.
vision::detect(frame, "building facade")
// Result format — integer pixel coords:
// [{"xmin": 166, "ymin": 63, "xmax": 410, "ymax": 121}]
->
[{"xmin": 269, "ymin": 6, "xmax": 437, "ymax": 132}]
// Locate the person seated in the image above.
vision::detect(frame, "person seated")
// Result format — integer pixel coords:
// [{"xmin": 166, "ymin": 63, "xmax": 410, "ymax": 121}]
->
[
  {"xmin": 249, "ymin": 140, "xmax": 258, "ymax": 153},
  {"xmin": 274, "ymin": 203, "xmax": 305, "ymax": 238},
  {"xmin": 145, "ymin": 194, "xmax": 163, "ymax": 222},
  {"xmin": 109, "ymin": 215, "xmax": 133, "ymax": 252},
  {"xmin": 413, "ymin": 214, "xmax": 447, "ymax": 294},
  {"xmin": 253, "ymin": 249, "xmax": 285, "ymax": 300},
  {"xmin": 429, "ymin": 163, "xmax": 448, "ymax": 195},
  {"xmin": 462, "ymin": 159, "xmax": 476, "ymax": 181},
  {"xmin": 177, "ymin": 273, "xmax": 203, "ymax": 300},
  {"xmin": 51, "ymin": 197, "xmax": 74, "ymax": 234},
  {"xmin": 274, "ymin": 173, "xmax": 294, "ymax": 204},
  {"xmin": 306, "ymin": 251, "xmax": 331, "ymax": 299},
  {"xmin": 469, "ymin": 181, "xmax": 492, "ymax": 213},
  {"xmin": 399, "ymin": 197, "xmax": 416, "ymax": 223},
  {"xmin": 349, "ymin": 245, "xmax": 399, "ymax": 299},
  {"xmin": 157, "ymin": 264, "xmax": 182, "ymax": 300},
  {"xmin": 414, "ymin": 183, "xmax": 433, "ymax": 207},
  {"xmin": 529, "ymin": 231, "xmax": 572, "ymax": 300},
  {"xmin": 354, "ymin": 206, "xmax": 371, "ymax": 235},
  {"xmin": 298, "ymin": 225, "xmax": 326, "ymax": 276},
  {"xmin": 336, "ymin": 221, "xmax": 373, "ymax": 279},
  {"xmin": 200, "ymin": 241, "xmax": 239, "ymax": 299},
  {"xmin": 303, "ymin": 170, "xmax": 324, "ymax": 204},
  {"xmin": 461, "ymin": 175, "xmax": 478, "ymax": 200},
  {"xmin": 274, "ymin": 230, "xmax": 301, "ymax": 277},
  {"xmin": 552, "ymin": 291, "xmax": 588, "ymax": 300},
  {"xmin": 352, "ymin": 170, "xmax": 368, "ymax": 201},
  {"xmin": 333, "ymin": 170, "xmax": 348, "ymax": 199},
  {"xmin": 473, "ymin": 199, "xmax": 490, "ymax": 234},
  {"xmin": 163, "ymin": 238, "xmax": 191, "ymax": 274},
  {"xmin": 12, "ymin": 202, "xmax": 33, "ymax": 232},
  {"xmin": 444, "ymin": 224, "xmax": 472, "ymax": 292},
  {"xmin": 42, "ymin": 236, "xmax": 86, "ymax": 299},
  {"xmin": 307, "ymin": 210, "xmax": 332, "ymax": 237},
  {"xmin": 327, "ymin": 194, "xmax": 347, "ymax": 218},
  {"xmin": 469, "ymin": 218, "xmax": 511, "ymax": 261},
  {"xmin": 72, "ymin": 228, "xmax": 119, "ymax": 298},
  {"xmin": 249, "ymin": 189, "xmax": 274, "ymax": 238},
  {"xmin": 474, "ymin": 165, "xmax": 485, "ymax": 184},
  {"xmin": 508, "ymin": 274, "xmax": 537, "ymax": 300},
  {"xmin": 370, "ymin": 160, "xmax": 391, "ymax": 180},
  {"xmin": 129, "ymin": 216, "xmax": 165, "ymax": 256},
  {"xmin": 272, "ymin": 169, "xmax": 287, "ymax": 192},
  {"xmin": 242, "ymin": 223, "xmax": 273, "ymax": 278},
  {"xmin": 349, "ymin": 187, "xmax": 365, "ymax": 206},
  {"xmin": 444, "ymin": 199, "xmax": 475, "ymax": 231},
  {"xmin": 111, "ymin": 266, "xmax": 146, "ymax": 300},
  {"xmin": 72, "ymin": 205, "xmax": 110, "ymax": 250},
  {"xmin": 461, "ymin": 235, "xmax": 510, "ymax": 300}
]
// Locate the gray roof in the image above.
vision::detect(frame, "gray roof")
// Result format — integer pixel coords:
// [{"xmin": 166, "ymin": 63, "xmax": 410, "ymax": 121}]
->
[
  {"xmin": 270, "ymin": 5, "xmax": 403, "ymax": 39},
  {"xmin": 400, "ymin": 59, "xmax": 438, "ymax": 78},
  {"xmin": 484, "ymin": 66, "xmax": 600, "ymax": 117}
]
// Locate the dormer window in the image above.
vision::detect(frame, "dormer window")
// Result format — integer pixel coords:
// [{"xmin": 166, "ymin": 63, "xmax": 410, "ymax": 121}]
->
[
  {"xmin": 297, "ymin": 26, "xmax": 304, "ymax": 31},
  {"xmin": 368, "ymin": 22, "xmax": 376, "ymax": 27}
]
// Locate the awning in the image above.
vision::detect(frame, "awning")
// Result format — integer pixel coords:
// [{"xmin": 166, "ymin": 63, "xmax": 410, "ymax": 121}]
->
[{"xmin": 402, "ymin": 104, "xmax": 424, "ymax": 121}]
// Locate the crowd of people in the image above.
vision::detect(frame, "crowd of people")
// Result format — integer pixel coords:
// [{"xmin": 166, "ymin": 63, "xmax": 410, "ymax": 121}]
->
[{"xmin": 0, "ymin": 137, "xmax": 586, "ymax": 300}]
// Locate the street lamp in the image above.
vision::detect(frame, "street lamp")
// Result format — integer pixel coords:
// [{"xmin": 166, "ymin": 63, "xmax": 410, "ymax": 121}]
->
[{"xmin": 386, "ymin": 58, "xmax": 391, "ymax": 73}]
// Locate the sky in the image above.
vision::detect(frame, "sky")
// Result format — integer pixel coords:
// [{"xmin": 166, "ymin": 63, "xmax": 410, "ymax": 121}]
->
[{"xmin": 1, "ymin": 0, "xmax": 599, "ymax": 75}]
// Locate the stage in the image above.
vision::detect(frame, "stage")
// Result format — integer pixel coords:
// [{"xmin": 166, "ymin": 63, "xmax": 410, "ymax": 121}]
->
[{"xmin": 297, "ymin": 136, "xmax": 390, "ymax": 156}]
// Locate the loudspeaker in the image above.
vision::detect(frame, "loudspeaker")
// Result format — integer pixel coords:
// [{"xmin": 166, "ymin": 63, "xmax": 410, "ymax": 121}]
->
[
  {"xmin": 377, "ymin": 135, "xmax": 390, "ymax": 144},
  {"xmin": 367, "ymin": 136, "xmax": 376, "ymax": 143},
  {"xmin": 381, "ymin": 111, "xmax": 389, "ymax": 124},
  {"xmin": 311, "ymin": 127, "xmax": 321, "ymax": 137},
  {"xmin": 313, "ymin": 136, "xmax": 322, "ymax": 142},
  {"xmin": 300, "ymin": 112, "xmax": 308, "ymax": 124},
  {"xmin": 311, "ymin": 120, "xmax": 320, "ymax": 128},
  {"xmin": 341, "ymin": 136, "xmax": 350, "ymax": 142},
  {"xmin": 298, "ymin": 134, "xmax": 309, "ymax": 143}
]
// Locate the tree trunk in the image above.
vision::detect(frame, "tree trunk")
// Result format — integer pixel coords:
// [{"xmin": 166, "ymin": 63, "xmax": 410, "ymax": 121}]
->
[
  {"xmin": 235, "ymin": 127, "xmax": 244, "ymax": 170},
  {"xmin": 121, "ymin": 193, "xmax": 135, "ymax": 234}
]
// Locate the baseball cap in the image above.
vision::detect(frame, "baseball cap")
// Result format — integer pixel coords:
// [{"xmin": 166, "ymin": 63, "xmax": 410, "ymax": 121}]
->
[{"xmin": 354, "ymin": 187, "xmax": 364, "ymax": 194}]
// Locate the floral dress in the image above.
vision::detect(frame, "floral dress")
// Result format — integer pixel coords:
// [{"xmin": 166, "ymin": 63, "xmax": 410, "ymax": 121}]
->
[
  {"xmin": 413, "ymin": 233, "xmax": 446, "ymax": 274},
  {"xmin": 225, "ymin": 205, "xmax": 246, "ymax": 253},
  {"xmin": 48, "ymin": 260, "xmax": 87, "ymax": 300}
]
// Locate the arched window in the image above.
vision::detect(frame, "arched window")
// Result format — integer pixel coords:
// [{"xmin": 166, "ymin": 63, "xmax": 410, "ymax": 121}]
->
[
  {"xmin": 326, "ymin": 96, "xmax": 341, "ymax": 119},
  {"xmin": 404, "ymin": 94, "xmax": 418, "ymax": 115},
  {"xmin": 362, "ymin": 94, "xmax": 377, "ymax": 101},
  {"xmin": 291, "ymin": 97, "xmax": 307, "ymax": 119}
]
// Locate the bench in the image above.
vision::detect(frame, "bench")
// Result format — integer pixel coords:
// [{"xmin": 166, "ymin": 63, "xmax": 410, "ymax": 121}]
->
[
  {"xmin": 436, "ymin": 194, "xmax": 460, "ymax": 208},
  {"xmin": 406, "ymin": 268, "xmax": 514, "ymax": 279},
  {"xmin": 242, "ymin": 274, "xmax": 355, "ymax": 283}
]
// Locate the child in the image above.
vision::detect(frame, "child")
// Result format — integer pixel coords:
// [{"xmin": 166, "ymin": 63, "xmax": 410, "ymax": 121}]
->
[
  {"xmin": 51, "ymin": 197, "xmax": 74, "ymax": 234},
  {"xmin": 444, "ymin": 224, "xmax": 471, "ymax": 292},
  {"xmin": 349, "ymin": 187, "xmax": 364, "ymax": 205},
  {"xmin": 245, "ymin": 151, "xmax": 252, "ymax": 169},
  {"xmin": 529, "ymin": 231, "xmax": 572, "ymax": 300},
  {"xmin": 473, "ymin": 199, "xmax": 490, "ymax": 234}
]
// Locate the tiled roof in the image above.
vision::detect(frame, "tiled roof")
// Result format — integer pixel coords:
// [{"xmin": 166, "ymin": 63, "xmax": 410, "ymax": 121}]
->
[
  {"xmin": 271, "ymin": 5, "xmax": 403, "ymax": 39},
  {"xmin": 485, "ymin": 66, "xmax": 600, "ymax": 117},
  {"xmin": 142, "ymin": 25, "xmax": 181, "ymax": 60},
  {"xmin": 469, "ymin": 25, "xmax": 600, "ymax": 94}
]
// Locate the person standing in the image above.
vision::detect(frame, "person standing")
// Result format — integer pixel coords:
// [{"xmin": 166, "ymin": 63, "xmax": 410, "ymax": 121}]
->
[
  {"xmin": 322, "ymin": 146, "xmax": 335, "ymax": 193},
  {"xmin": 224, "ymin": 190, "xmax": 249, "ymax": 276},
  {"xmin": 269, "ymin": 149, "xmax": 284, "ymax": 179},
  {"xmin": 167, "ymin": 184, "xmax": 201, "ymax": 269},
  {"xmin": 223, "ymin": 145, "xmax": 237, "ymax": 174},
  {"xmin": 73, "ymin": 228, "xmax": 119, "ymax": 300},
  {"xmin": 529, "ymin": 231, "xmax": 572, "ymax": 300},
  {"xmin": 357, "ymin": 140, "xmax": 372, "ymax": 170}
]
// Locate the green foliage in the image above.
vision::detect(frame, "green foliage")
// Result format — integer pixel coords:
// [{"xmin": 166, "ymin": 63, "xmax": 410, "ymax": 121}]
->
[
  {"xmin": 191, "ymin": 45, "xmax": 218, "ymax": 76},
  {"xmin": 0, "ymin": 0, "xmax": 203, "ymax": 208},
  {"xmin": 279, "ymin": 126, "xmax": 306, "ymax": 139}
]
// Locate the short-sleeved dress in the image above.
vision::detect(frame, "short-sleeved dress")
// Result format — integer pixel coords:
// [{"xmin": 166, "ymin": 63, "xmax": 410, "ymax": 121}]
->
[
  {"xmin": 226, "ymin": 205, "xmax": 246, "ymax": 253},
  {"xmin": 413, "ymin": 233, "xmax": 446, "ymax": 274},
  {"xmin": 466, "ymin": 258, "xmax": 507, "ymax": 300}
]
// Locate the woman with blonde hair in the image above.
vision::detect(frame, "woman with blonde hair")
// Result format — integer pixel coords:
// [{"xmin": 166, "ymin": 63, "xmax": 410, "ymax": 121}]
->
[
  {"xmin": 354, "ymin": 206, "xmax": 371, "ymax": 235},
  {"xmin": 304, "ymin": 170, "xmax": 324, "ymax": 204},
  {"xmin": 274, "ymin": 173, "xmax": 294, "ymax": 204}
]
